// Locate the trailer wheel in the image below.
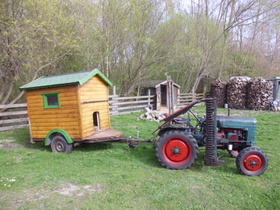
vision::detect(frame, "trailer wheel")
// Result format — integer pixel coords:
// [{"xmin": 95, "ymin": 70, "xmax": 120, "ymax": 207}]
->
[
  {"xmin": 51, "ymin": 135, "xmax": 73, "ymax": 154},
  {"xmin": 156, "ymin": 130, "xmax": 198, "ymax": 170},
  {"xmin": 236, "ymin": 147, "xmax": 268, "ymax": 176}
]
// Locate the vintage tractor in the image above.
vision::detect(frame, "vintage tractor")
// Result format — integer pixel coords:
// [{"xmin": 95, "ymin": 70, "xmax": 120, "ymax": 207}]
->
[{"xmin": 154, "ymin": 98, "xmax": 269, "ymax": 176}]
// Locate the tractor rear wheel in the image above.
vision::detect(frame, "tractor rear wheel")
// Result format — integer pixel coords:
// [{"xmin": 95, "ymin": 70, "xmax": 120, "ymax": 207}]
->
[
  {"xmin": 156, "ymin": 130, "xmax": 198, "ymax": 170},
  {"xmin": 236, "ymin": 147, "xmax": 268, "ymax": 176},
  {"xmin": 51, "ymin": 135, "xmax": 73, "ymax": 154}
]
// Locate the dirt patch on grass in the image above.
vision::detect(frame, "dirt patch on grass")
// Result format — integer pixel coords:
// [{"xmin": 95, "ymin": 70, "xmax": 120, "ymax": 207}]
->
[
  {"xmin": 1, "ymin": 182, "xmax": 105, "ymax": 209},
  {"xmin": 54, "ymin": 182, "xmax": 104, "ymax": 197},
  {"xmin": 0, "ymin": 139, "xmax": 36, "ymax": 151},
  {"xmin": 0, "ymin": 139, "xmax": 23, "ymax": 150}
]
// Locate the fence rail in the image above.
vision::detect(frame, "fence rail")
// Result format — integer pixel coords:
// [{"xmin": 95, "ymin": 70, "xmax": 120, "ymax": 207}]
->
[
  {"xmin": 109, "ymin": 94, "xmax": 154, "ymax": 116},
  {"xmin": 178, "ymin": 93, "xmax": 204, "ymax": 107},
  {"xmin": 0, "ymin": 93, "xmax": 203, "ymax": 131},
  {"xmin": 0, "ymin": 104, "xmax": 29, "ymax": 131}
]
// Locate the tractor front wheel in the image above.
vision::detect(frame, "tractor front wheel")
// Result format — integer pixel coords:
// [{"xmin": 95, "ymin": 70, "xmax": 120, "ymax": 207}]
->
[
  {"xmin": 156, "ymin": 130, "xmax": 198, "ymax": 170},
  {"xmin": 51, "ymin": 135, "xmax": 73, "ymax": 154},
  {"xmin": 236, "ymin": 147, "xmax": 268, "ymax": 176}
]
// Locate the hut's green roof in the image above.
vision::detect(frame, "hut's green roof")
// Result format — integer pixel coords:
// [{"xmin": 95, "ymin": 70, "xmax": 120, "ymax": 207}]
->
[{"xmin": 20, "ymin": 69, "xmax": 112, "ymax": 91}]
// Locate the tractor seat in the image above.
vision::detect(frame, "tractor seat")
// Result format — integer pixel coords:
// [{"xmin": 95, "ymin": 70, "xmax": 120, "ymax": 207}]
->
[
  {"xmin": 163, "ymin": 113, "xmax": 190, "ymax": 124},
  {"xmin": 172, "ymin": 118, "xmax": 190, "ymax": 124}
]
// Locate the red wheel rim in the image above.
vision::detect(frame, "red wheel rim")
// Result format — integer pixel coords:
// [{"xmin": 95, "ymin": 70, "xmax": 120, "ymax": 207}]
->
[
  {"xmin": 163, "ymin": 138, "xmax": 191, "ymax": 166},
  {"xmin": 243, "ymin": 154, "xmax": 264, "ymax": 172}
]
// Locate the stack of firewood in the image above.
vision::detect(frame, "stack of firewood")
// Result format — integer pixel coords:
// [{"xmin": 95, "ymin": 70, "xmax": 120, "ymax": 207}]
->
[
  {"xmin": 227, "ymin": 77, "xmax": 248, "ymax": 109},
  {"xmin": 247, "ymin": 78, "xmax": 273, "ymax": 110},
  {"xmin": 210, "ymin": 80, "xmax": 227, "ymax": 107},
  {"xmin": 210, "ymin": 77, "xmax": 273, "ymax": 110},
  {"xmin": 137, "ymin": 110, "xmax": 166, "ymax": 122}
]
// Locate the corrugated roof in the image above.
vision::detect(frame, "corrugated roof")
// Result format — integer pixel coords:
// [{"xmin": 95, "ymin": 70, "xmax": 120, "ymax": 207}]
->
[
  {"xmin": 141, "ymin": 80, "xmax": 180, "ymax": 88},
  {"xmin": 20, "ymin": 69, "xmax": 112, "ymax": 90},
  {"xmin": 141, "ymin": 80, "xmax": 165, "ymax": 88}
]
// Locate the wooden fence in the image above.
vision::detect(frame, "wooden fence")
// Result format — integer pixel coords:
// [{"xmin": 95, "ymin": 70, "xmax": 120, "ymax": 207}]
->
[
  {"xmin": 178, "ymin": 93, "xmax": 204, "ymax": 108},
  {"xmin": 0, "ymin": 104, "xmax": 29, "ymax": 132},
  {"xmin": 109, "ymin": 94, "xmax": 154, "ymax": 116},
  {"xmin": 0, "ymin": 92, "xmax": 203, "ymax": 131}
]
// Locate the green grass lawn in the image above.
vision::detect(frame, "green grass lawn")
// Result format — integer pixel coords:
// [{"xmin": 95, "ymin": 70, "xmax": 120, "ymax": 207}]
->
[{"xmin": 0, "ymin": 106, "xmax": 279, "ymax": 209}]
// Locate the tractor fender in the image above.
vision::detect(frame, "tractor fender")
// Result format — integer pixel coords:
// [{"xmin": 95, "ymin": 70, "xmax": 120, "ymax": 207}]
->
[
  {"xmin": 45, "ymin": 129, "xmax": 73, "ymax": 146},
  {"xmin": 158, "ymin": 127, "xmax": 186, "ymax": 137}
]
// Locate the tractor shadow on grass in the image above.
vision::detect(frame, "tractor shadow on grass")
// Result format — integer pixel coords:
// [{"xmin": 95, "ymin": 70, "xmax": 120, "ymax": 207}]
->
[
  {"xmin": 124, "ymin": 143, "xmax": 161, "ymax": 168},
  {"xmin": 72, "ymin": 141, "xmax": 161, "ymax": 168},
  {"xmin": 116, "ymin": 143, "xmax": 240, "ymax": 173},
  {"xmin": 180, "ymin": 150, "xmax": 240, "ymax": 175}
]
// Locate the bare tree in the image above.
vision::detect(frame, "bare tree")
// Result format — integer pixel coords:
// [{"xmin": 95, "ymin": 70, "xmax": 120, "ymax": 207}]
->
[
  {"xmin": 0, "ymin": 0, "xmax": 81, "ymax": 104},
  {"xmin": 94, "ymin": 0, "xmax": 181, "ymax": 96}
]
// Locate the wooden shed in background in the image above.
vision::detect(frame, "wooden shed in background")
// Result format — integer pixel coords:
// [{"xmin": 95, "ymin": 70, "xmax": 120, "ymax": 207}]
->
[
  {"xmin": 20, "ymin": 69, "xmax": 122, "ymax": 143},
  {"xmin": 141, "ymin": 78, "xmax": 180, "ymax": 112}
]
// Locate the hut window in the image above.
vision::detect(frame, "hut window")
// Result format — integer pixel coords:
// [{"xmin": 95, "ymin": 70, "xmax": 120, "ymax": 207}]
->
[{"xmin": 42, "ymin": 92, "xmax": 61, "ymax": 109}]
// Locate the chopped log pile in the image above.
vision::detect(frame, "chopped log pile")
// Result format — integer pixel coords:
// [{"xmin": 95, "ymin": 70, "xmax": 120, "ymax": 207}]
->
[
  {"xmin": 227, "ymin": 77, "xmax": 248, "ymax": 109},
  {"xmin": 210, "ymin": 80, "xmax": 227, "ymax": 107},
  {"xmin": 210, "ymin": 77, "xmax": 273, "ymax": 110},
  {"xmin": 247, "ymin": 78, "xmax": 273, "ymax": 110}
]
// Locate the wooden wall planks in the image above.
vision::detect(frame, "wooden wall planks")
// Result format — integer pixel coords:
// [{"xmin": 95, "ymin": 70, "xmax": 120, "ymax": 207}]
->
[{"xmin": 26, "ymin": 85, "xmax": 81, "ymax": 139}]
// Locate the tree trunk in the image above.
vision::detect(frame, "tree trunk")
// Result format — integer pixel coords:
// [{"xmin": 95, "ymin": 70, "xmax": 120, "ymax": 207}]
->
[{"xmin": 1, "ymin": 81, "xmax": 15, "ymax": 104}]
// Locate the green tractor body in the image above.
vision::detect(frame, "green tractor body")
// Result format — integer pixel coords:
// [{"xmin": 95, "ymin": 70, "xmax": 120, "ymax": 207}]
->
[{"xmin": 217, "ymin": 116, "xmax": 257, "ymax": 147}]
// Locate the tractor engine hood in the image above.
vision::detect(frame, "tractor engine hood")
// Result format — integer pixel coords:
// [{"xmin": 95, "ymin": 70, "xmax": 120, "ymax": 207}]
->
[{"xmin": 217, "ymin": 116, "xmax": 257, "ymax": 129}]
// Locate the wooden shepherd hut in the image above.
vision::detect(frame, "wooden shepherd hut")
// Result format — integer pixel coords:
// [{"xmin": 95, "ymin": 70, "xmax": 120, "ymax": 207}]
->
[
  {"xmin": 141, "ymin": 78, "xmax": 180, "ymax": 112},
  {"xmin": 20, "ymin": 69, "xmax": 122, "ymax": 146}
]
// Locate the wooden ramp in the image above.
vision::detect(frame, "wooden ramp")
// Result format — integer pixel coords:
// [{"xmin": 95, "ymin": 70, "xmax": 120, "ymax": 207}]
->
[{"xmin": 82, "ymin": 129, "xmax": 123, "ymax": 142}]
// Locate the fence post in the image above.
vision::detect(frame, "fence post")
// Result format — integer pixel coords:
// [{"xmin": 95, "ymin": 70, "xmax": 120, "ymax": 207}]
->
[
  {"xmin": 110, "ymin": 86, "xmax": 119, "ymax": 116},
  {"xmin": 177, "ymin": 89, "xmax": 180, "ymax": 108},
  {"xmin": 28, "ymin": 118, "xmax": 35, "ymax": 143},
  {"xmin": 192, "ymin": 92, "xmax": 196, "ymax": 102},
  {"xmin": 113, "ymin": 86, "xmax": 116, "ymax": 96},
  {"xmin": 148, "ymin": 89, "xmax": 151, "ymax": 108}
]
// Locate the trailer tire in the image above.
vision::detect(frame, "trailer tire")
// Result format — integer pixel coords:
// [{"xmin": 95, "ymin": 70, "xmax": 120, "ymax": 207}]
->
[
  {"xmin": 51, "ymin": 135, "xmax": 73, "ymax": 154},
  {"xmin": 156, "ymin": 130, "xmax": 198, "ymax": 170},
  {"xmin": 236, "ymin": 147, "xmax": 268, "ymax": 176}
]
